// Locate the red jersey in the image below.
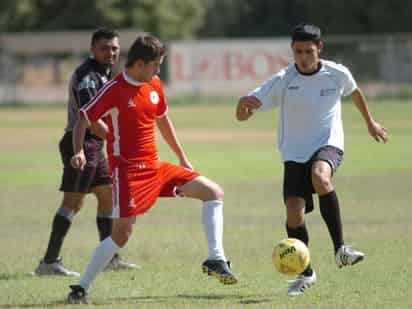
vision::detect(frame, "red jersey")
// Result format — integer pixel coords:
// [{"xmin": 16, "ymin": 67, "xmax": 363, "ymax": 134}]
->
[{"xmin": 80, "ymin": 72, "xmax": 168, "ymax": 168}]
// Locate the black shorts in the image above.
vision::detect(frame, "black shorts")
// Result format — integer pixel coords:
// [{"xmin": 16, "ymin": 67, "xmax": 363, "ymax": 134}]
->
[
  {"xmin": 59, "ymin": 131, "xmax": 111, "ymax": 193},
  {"xmin": 283, "ymin": 145, "xmax": 343, "ymax": 213}
]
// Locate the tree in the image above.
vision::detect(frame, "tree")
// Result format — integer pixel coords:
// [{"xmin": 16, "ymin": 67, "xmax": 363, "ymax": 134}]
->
[
  {"xmin": 0, "ymin": 0, "xmax": 205, "ymax": 40},
  {"xmin": 198, "ymin": 0, "xmax": 412, "ymax": 38}
]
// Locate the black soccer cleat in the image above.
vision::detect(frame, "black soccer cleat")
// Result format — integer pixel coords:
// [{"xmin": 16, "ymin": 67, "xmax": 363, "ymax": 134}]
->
[
  {"xmin": 66, "ymin": 285, "xmax": 88, "ymax": 304},
  {"xmin": 202, "ymin": 259, "xmax": 238, "ymax": 285}
]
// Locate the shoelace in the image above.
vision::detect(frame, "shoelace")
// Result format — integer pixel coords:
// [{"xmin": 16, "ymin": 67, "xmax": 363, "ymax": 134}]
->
[
  {"xmin": 288, "ymin": 280, "xmax": 310, "ymax": 294},
  {"xmin": 287, "ymin": 275, "xmax": 304, "ymax": 284}
]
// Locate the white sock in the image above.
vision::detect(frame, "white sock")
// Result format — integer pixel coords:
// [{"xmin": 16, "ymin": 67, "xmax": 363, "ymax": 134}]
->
[
  {"xmin": 79, "ymin": 237, "xmax": 119, "ymax": 291},
  {"xmin": 202, "ymin": 200, "xmax": 226, "ymax": 261}
]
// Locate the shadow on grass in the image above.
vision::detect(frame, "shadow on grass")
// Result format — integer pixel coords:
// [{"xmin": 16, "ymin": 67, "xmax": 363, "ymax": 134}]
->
[
  {"xmin": 0, "ymin": 273, "xmax": 36, "ymax": 281},
  {"xmin": 0, "ymin": 300, "xmax": 65, "ymax": 308},
  {"xmin": 96, "ymin": 293, "xmax": 273, "ymax": 306},
  {"xmin": 0, "ymin": 294, "xmax": 274, "ymax": 308}
]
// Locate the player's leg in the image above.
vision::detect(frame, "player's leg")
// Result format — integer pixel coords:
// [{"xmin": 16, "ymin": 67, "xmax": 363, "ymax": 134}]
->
[
  {"xmin": 81, "ymin": 217, "xmax": 134, "ymax": 288},
  {"xmin": 180, "ymin": 176, "xmax": 225, "ymax": 260},
  {"xmin": 35, "ymin": 132, "xmax": 90, "ymax": 277},
  {"xmin": 311, "ymin": 159, "xmax": 343, "ymax": 253},
  {"xmin": 283, "ymin": 162, "xmax": 310, "ymax": 251},
  {"xmin": 92, "ymin": 184, "xmax": 140, "ymax": 270},
  {"xmin": 179, "ymin": 176, "xmax": 238, "ymax": 284},
  {"xmin": 35, "ymin": 192, "xmax": 84, "ymax": 277},
  {"xmin": 92, "ymin": 185, "xmax": 114, "ymax": 242},
  {"xmin": 283, "ymin": 161, "xmax": 316, "ymax": 296},
  {"xmin": 67, "ymin": 216, "xmax": 134, "ymax": 304},
  {"xmin": 67, "ymin": 165, "xmax": 141, "ymax": 303},
  {"xmin": 311, "ymin": 146, "xmax": 364, "ymax": 267},
  {"xmin": 44, "ymin": 192, "xmax": 85, "ymax": 262}
]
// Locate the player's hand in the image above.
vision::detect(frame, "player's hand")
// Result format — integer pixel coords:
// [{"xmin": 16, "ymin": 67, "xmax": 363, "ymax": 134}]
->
[
  {"xmin": 368, "ymin": 120, "xmax": 388, "ymax": 143},
  {"xmin": 239, "ymin": 96, "xmax": 262, "ymax": 113},
  {"xmin": 71, "ymin": 151, "xmax": 87, "ymax": 170}
]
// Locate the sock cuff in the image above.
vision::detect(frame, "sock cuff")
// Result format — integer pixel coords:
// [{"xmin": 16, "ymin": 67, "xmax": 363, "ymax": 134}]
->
[
  {"xmin": 285, "ymin": 223, "xmax": 306, "ymax": 230},
  {"xmin": 319, "ymin": 190, "xmax": 337, "ymax": 201},
  {"xmin": 56, "ymin": 207, "xmax": 75, "ymax": 222},
  {"xmin": 203, "ymin": 200, "xmax": 223, "ymax": 208},
  {"xmin": 97, "ymin": 211, "xmax": 114, "ymax": 218}
]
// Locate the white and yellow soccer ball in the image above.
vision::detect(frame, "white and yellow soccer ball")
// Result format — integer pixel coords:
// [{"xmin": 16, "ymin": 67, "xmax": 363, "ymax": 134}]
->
[{"xmin": 272, "ymin": 238, "xmax": 310, "ymax": 275}]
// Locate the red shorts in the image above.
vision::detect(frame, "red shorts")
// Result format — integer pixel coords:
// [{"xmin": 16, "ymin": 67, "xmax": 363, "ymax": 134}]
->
[{"xmin": 112, "ymin": 161, "xmax": 200, "ymax": 217}]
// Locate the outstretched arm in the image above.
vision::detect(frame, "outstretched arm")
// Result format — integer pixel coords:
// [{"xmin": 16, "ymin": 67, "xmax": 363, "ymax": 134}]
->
[
  {"xmin": 71, "ymin": 114, "xmax": 90, "ymax": 170},
  {"xmin": 236, "ymin": 96, "xmax": 262, "ymax": 121},
  {"xmin": 351, "ymin": 88, "xmax": 388, "ymax": 143},
  {"xmin": 156, "ymin": 114, "xmax": 192, "ymax": 169}
]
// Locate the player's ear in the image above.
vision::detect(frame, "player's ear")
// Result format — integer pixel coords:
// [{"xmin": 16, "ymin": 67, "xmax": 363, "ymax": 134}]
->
[
  {"xmin": 90, "ymin": 44, "xmax": 98, "ymax": 57},
  {"xmin": 318, "ymin": 41, "xmax": 324, "ymax": 54}
]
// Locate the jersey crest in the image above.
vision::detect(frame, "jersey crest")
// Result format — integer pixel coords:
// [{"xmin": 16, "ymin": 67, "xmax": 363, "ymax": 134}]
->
[{"xmin": 150, "ymin": 91, "xmax": 160, "ymax": 104}]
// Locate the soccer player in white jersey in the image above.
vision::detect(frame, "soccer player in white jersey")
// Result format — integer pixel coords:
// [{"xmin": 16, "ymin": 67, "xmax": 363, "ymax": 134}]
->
[{"xmin": 236, "ymin": 23, "xmax": 388, "ymax": 296}]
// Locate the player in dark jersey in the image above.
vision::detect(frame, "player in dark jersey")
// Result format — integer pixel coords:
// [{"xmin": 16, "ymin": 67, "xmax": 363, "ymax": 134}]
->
[{"xmin": 34, "ymin": 28, "xmax": 138, "ymax": 277}]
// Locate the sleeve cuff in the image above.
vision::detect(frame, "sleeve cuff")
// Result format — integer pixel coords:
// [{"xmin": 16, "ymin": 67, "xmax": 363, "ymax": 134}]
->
[{"xmin": 155, "ymin": 105, "xmax": 168, "ymax": 118}]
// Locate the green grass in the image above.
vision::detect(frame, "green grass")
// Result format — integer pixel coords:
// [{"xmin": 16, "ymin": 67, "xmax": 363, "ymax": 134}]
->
[{"xmin": 0, "ymin": 101, "xmax": 411, "ymax": 308}]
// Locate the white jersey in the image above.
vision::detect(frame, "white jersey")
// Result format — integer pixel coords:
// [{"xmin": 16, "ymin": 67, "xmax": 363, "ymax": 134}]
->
[{"xmin": 250, "ymin": 59, "xmax": 357, "ymax": 163}]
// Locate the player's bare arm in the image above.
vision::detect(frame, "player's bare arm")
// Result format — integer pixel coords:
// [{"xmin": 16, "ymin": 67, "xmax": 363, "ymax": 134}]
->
[
  {"xmin": 71, "ymin": 114, "xmax": 90, "ymax": 170},
  {"xmin": 236, "ymin": 96, "xmax": 262, "ymax": 121},
  {"xmin": 89, "ymin": 119, "xmax": 109, "ymax": 139},
  {"xmin": 156, "ymin": 114, "xmax": 193, "ymax": 169},
  {"xmin": 351, "ymin": 88, "xmax": 388, "ymax": 143}
]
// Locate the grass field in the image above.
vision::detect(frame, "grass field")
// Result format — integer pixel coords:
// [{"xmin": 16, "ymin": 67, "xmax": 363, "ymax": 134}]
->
[{"xmin": 0, "ymin": 101, "xmax": 411, "ymax": 308}]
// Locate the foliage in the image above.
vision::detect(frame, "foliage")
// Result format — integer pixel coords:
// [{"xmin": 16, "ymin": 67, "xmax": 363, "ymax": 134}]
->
[
  {"xmin": 0, "ymin": 0, "xmax": 205, "ymax": 39},
  {"xmin": 199, "ymin": 0, "xmax": 411, "ymax": 37},
  {"xmin": 0, "ymin": 0, "xmax": 408, "ymax": 38}
]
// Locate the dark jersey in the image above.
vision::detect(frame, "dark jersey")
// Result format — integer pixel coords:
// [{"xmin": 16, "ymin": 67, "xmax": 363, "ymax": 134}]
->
[{"xmin": 65, "ymin": 58, "xmax": 111, "ymax": 132}]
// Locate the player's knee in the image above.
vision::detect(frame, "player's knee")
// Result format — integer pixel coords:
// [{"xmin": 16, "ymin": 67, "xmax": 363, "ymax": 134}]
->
[
  {"xmin": 199, "ymin": 180, "xmax": 224, "ymax": 201},
  {"xmin": 212, "ymin": 184, "xmax": 224, "ymax": 200},
  {"xmin": 312, "ymin": 169, "xmax": 332, "ymax": 191},
  {"xmin": 61, "ymin": 196, "xmax": 84, "ymax": 213}
]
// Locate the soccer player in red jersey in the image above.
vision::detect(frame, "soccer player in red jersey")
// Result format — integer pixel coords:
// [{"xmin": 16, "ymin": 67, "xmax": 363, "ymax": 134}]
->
[{"xmin": 67, "ymin": 34, "xmax": 238, "ymax": 304}]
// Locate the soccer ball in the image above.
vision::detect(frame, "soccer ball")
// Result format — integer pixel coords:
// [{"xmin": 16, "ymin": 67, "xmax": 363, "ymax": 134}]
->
[{"xmin": 272, "ymin": 238, "xmax": 310, "ymax": 275}]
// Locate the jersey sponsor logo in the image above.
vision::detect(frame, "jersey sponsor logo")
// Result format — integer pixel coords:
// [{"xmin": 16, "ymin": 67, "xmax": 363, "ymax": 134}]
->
[
  {"xmin": 287, "ymin": 85, "xmax": 300, "ymax": 90},
  {"xmin": 78, "ymin": 76, "xmax": 97, "ymax": 90},
  {"xmin": 127, "ymin": 98, "xmax": 136, "ymax": 108},
  {"xmin": 320, "ymin": 88, "xmax": 337, "ymax": 96},
  {"xmin": 149, "ymin": 91, "xmax": 160, "ymax": 104}
]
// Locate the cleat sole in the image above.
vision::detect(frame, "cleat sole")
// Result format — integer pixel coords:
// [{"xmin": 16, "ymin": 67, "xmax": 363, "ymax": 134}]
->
[{"xmin": 201, "ymin": 265, "xmax": 238, "ymax": 285}]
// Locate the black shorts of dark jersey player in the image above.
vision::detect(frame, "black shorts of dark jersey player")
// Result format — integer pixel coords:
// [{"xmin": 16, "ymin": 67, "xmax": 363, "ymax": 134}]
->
[{"xmin": 59, "ymin": 131, "xmax": 111, "ymax": 193}]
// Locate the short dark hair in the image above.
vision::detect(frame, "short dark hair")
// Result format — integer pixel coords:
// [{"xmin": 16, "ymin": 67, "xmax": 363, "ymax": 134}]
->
[
  {"xmin": 291, "ymin": 23, "xmax": 321, "ymax": 43},
  {"xmin": 91, "ymin": 28, "xmax": 119, "ymax": 46},
  {"xmin": 126, "ymin": 34, "xmax": 165, "ymax": 67}
]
